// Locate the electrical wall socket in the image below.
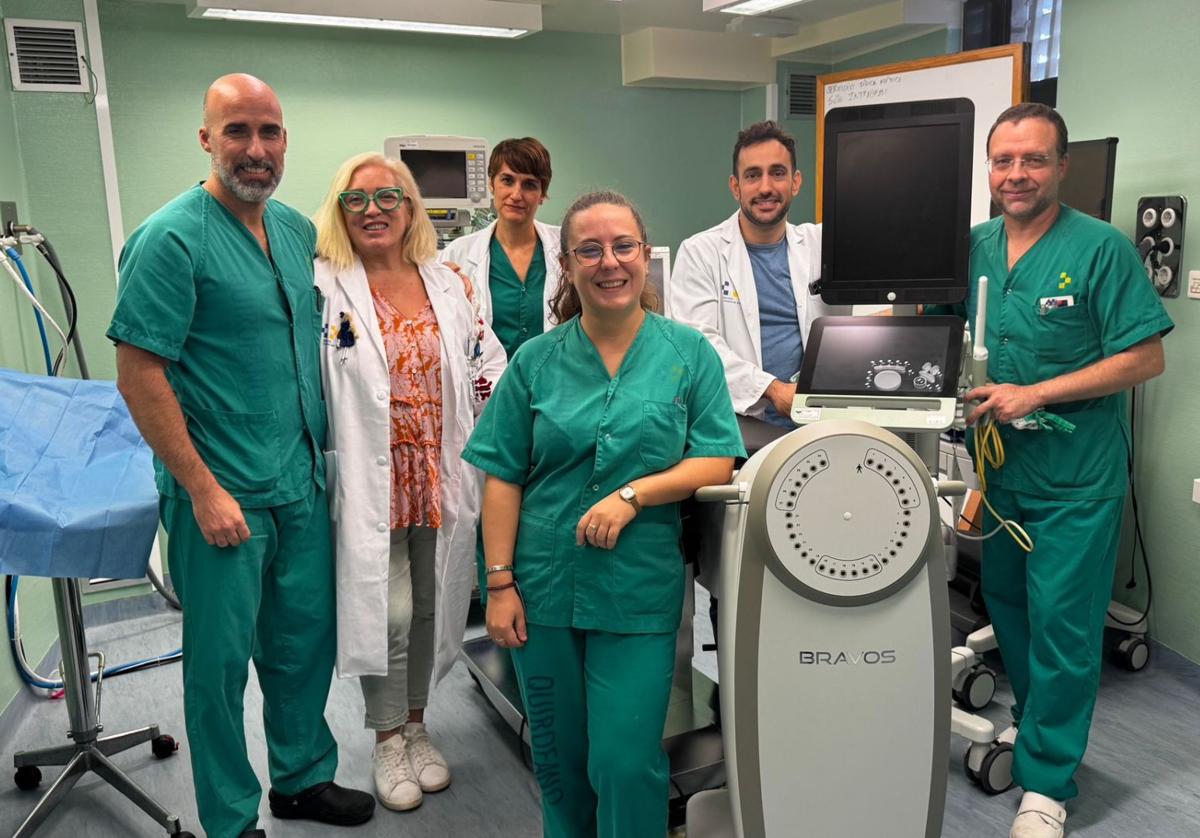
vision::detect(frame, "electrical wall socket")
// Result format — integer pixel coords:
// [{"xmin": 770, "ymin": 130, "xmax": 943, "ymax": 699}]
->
[
  {"xmin": 1188, "ymin": 270, "xmax": 1200, "ymax": 300},
  {"xmin": 0, "ymin": 201, "xmax": 18, "ymax": 253}
]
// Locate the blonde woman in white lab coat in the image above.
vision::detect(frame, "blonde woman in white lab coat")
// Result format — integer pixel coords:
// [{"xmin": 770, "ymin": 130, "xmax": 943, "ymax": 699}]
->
[{"xmin": 312, "ymin": 152, "xmax": 505, "ymax": 813}]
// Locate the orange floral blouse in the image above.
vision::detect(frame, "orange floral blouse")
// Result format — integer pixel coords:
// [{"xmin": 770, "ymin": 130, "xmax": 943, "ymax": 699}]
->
[{"xmin": 372, "ymin": 289, "xmax": 443, "ymax": 529}]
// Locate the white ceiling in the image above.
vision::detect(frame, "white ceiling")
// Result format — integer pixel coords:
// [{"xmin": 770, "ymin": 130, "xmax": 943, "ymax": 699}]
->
[
  {"xmin": 135, "ymin": 1, "xmax": 965, "ymax": 67},
  {"xmin": 536, "ymin": 0, "xmax": 903, "ymax": 36}
]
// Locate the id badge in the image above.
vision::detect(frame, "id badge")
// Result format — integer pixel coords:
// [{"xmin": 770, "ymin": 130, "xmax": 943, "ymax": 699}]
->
[{"xmin": 1038, "ymin": 295, "xmax": 1074, "ymax": 315}]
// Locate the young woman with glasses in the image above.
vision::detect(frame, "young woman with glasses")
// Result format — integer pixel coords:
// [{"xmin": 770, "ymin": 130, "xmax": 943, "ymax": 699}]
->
[{"xmin": 463, "ymin": 191, "xmax": 745, "ymax": 838}]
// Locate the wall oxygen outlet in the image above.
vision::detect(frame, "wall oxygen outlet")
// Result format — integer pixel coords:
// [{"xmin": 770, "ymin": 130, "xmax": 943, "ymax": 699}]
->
[
  {"xmin": 1137, "ymin": 195, "xmax": 1187, "ymax": 297},
  {"xmin": 0, "ymin": 201, "xmax": 19, "ymax": 253}
]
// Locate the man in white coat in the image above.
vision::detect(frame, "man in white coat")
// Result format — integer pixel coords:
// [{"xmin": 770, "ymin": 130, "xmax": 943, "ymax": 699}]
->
[{"xmin": 668, "ymin": 121, "xmax": 847, "ymax": 427}]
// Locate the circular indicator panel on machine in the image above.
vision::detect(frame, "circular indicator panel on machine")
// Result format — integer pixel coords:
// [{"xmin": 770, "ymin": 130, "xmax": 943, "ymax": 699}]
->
[{"xmin": 764, "ymin": 434, "xmax": 933, "ymax": 601}]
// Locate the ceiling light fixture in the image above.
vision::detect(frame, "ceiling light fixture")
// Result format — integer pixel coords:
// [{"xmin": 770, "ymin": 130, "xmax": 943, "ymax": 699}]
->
[
  {"xmin": 705, "ymin": 0, "xmax": 812, "ymax": 17},
  {"xmin": 197, "ymin": 8, "xmax": 527, "ymax": 38},
  {"xmin": 187, "ymin": 1, "xmax": 540, "ymax": 39}
]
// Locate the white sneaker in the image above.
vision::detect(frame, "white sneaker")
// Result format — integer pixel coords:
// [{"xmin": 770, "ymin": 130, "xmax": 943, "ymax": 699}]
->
[
  {"xmin": 1010, "ymin": 791, "xmax": 1066, "ymax": 838},
  {"xmin": 404, "ymin": 721, "xmax": 451, "ymax": 793},
  {"xmin": 373, "ymin": 735, "xmax": 422, "ymax": 811}
]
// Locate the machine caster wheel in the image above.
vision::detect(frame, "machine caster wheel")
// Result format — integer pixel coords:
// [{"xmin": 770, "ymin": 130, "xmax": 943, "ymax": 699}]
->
[
  {"xmin": 14, "ymin": 765, "xmax": 42, "ymax": 790},
  {"xmin": 963, "ymin": 742, "xmax": 1014, "ymax": 794},
  {"xmin": 963, "ymin": 750, "xmax": 980, "ymax": 785},
  {"xmin": 151, "ymin": 734, "xmax": 179, "ymax": 759},
  {"xmin": 1111, "ymin": 636, "xmax": 1150, "ymax": 672},
  {"xmin": 954, "ymin": 666, "xmax": 997, "ymax": 712}
]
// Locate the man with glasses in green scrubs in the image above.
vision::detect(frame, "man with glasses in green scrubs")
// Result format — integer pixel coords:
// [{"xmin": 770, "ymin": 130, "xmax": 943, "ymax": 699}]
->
[
  {"xmin": 932, "ymin": 103, "xmax": 1172, "ymax": 838},
  {"xmin": 108, "ymin": 74, "xmax": 373, "ymax": 838}
]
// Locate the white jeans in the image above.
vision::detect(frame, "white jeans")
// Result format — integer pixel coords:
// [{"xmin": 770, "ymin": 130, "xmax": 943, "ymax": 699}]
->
[{"xmin": 359, "ymin": 525, "xmax": 437, "ymax": 730}]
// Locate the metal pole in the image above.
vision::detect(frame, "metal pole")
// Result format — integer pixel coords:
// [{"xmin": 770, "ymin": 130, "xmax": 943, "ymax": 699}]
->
[{"xmin": 51, "ymin": 578, "xmax": 97, "ymax": 745}]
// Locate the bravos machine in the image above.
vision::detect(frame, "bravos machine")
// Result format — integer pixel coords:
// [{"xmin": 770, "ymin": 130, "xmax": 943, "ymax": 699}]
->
[{"xmin": 688, "ymin": 98, "xmax": 983, "ymax": 837}]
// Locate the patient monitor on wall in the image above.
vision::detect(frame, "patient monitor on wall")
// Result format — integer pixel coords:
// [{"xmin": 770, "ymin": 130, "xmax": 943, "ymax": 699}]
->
[{"xmin": 384, "ymin": 134, "xmax": 490, "ymax": 245}]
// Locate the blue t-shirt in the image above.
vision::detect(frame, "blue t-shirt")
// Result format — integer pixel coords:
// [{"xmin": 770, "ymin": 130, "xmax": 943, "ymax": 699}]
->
[{"xmin": 748, "ymin": 238, "xmax": 802, "ymax": 426}]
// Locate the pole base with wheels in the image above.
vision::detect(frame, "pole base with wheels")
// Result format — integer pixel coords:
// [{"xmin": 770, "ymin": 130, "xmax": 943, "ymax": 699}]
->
[{"xmin": 10, "ymin": 578, "xmax": 191, "ymax": 837}]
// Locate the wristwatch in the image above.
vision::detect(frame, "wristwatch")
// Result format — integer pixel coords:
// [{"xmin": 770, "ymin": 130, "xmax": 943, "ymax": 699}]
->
[{"xmin": 618, "ymin": 484, "xmax": 641, "ymax": 514}]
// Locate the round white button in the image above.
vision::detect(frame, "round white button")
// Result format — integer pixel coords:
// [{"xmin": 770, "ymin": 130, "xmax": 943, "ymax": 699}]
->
[
  {"xmin": 592, "ymin": 484, "xmax": 599, "ymax": 491},
  {"xmin": 843, "ymin": 512, "xmax": 853, "ymax": 521},
  {"xmin": 873, "ymin": 369, "xmax": 902, "ymax": 391},
  {"xmin": 376, "ymin": 390, "xmax": 387, "ymax": 401},
  {"xmin": 376, "ymin": 523, "xmax": 388, "ymax": 533},
  {"xmin": 377, "ymin": 456, "xmax": 387, "ymax": 466}
]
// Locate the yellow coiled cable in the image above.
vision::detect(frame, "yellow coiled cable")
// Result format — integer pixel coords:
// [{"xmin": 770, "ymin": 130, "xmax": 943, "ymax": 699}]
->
[{"xmin": 973, "ymin": 413, "xmax": 1034, "ymax": 553}]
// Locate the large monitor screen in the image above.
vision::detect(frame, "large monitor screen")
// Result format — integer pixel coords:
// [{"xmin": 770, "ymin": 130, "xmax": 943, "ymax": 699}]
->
[
  {"xmin": 402, "ymin": 150, "xmax": 468, "ymax": 199},
  {"xmin": 821, "ymin": 99, "xmax": 974, "ymax": 306},
  {"xmin": 1059, "ymin": 137, "xmax": 1118, "ymax": 222},
  {"xmin": 797, "ymin": 316, "xmax": 964, "ymax": 398}
]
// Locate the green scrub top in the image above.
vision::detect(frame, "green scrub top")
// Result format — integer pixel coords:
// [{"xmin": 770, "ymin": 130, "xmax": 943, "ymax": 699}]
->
[
  {"xmin": 931, "ymin": 205, "xmax": 1172, "ymax": 500},
  {"xmin": 107, "ymin": 185, "xmax": 327, "ymax": 508},
  {"xmin": 463, "ymin": 312, "xmax": 746, "ymax": 633},
  {"xmin": 488, "ymin": 234, "xmax": 546, "ymax": 357}
]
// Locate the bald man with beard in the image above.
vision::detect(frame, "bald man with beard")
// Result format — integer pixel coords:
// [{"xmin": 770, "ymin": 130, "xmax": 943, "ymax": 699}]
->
[{"xmin": 108, "ymin": 74, "xmax": 374, "ymax": 838}]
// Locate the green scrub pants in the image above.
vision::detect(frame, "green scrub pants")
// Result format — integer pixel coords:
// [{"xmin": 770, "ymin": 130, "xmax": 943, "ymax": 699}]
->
[
  {"xmin": 162, "ymin": 489, "xmax": 338, "ymax": 838},
  {"xmin": 511, "ymin": 625, "xmax": 676, "ymax": 838},
  {"xmin": 981, "ymin": 486, "xmax": 1124, "ymax": 801}
]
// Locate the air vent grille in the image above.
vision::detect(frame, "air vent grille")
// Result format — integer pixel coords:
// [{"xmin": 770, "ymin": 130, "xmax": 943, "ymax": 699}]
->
[
  {"xmin": 787, "ymin": 73, "xmax": 816, "ymax": 118},
  {"xmin": 5, "ymin": 19, "xmax": 89, "ymax": 93}
]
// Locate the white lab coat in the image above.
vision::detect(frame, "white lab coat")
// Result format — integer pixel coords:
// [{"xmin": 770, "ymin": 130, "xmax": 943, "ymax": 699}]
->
[
  {"xmin": 440, "ymin": 219, "xmax": 562, "ymax": 332},
  {"xmin": 315, "ymin": 257, "xmax": 506, "ymax": 681},
  {"xmin": 666, "ymin": 210, "xmax": 849, "ymax": 416}
]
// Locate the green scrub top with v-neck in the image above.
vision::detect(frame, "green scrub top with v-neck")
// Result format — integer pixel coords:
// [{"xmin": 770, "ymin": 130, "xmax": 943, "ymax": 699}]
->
[
  {"xmin": 107, "ymin": 184, "xmax": 327, "ymax": 508},
  {"xmin": 463, "ymin": 312, "xmax": 746, "ymax": 634},
  {"xmin": 931, "ymin": 205, "xmax": 1172, "ymax": 500},
  {"xmin": 488, "ymin": 233, "xmax": 547, "ymax": 357}
]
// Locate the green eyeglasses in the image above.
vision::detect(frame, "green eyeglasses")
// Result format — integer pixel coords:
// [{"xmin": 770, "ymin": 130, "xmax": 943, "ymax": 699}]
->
[
  {"xmin": 568, "ymin": 238, "xmax": 646, "ymax": 267},
  {"xmin": 338, "ymin": 187, "xmax": 404, "ymax": 213}
]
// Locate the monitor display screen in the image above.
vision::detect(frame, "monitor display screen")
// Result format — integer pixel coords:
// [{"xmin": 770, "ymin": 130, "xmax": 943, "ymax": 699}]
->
[
  {"xmin": 821, "ymin": 99, "xmax": 973, "ymax": 305},
  {"xmin": 797, "ymin": 316, "xmax": 964, "ymax": 398},
  {"xmin": 833, "ymin": 125, "xmax": 961, "ymax": 285},
  {"xmin": 402, "ymin": 150, "xmax": 468, "ymax": 199},
  {"xmin": 1059, "ymin": 138, "xmax": 1117, "ymax": 221}
]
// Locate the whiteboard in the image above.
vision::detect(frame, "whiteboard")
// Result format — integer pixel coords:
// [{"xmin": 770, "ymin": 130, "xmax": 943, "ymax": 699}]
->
[{"xmin": 817, "ymin": 44, "xmax": 1029, "ymax": 225}]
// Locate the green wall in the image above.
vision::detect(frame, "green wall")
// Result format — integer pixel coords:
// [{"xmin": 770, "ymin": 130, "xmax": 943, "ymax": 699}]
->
[
  {"xmin": 102, "ymin": 1, "xmax": 741, "ymax": 257},
  {"xmin": 831, "ymin": 27, "xmax": 962, "ymax": 74},
  {"xmin": 0, "ymin": 0, "xmax": 746, "ymax": 714},
  {"xmin": 3, "ymin": 0, "xmax": 109, "ymax": 380},
  {"xmin": 0, "ymin": 0, "xmax": 62, "ymax": 714},
  {"xmin": 1057, "ymin": 0, "xmax": 1200, "ymax": 662},
  {"xmin": 0, "ymin": 0, "xmax": 39, "ymax": 375}
]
